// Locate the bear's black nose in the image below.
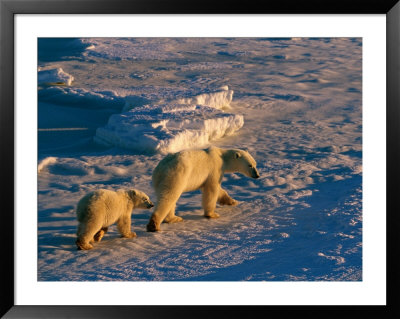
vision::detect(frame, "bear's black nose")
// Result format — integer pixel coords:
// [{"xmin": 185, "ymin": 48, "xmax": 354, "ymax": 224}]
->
[{"xmin": 252, "ymin": 168, "xmax": 260, "ymax": 179}]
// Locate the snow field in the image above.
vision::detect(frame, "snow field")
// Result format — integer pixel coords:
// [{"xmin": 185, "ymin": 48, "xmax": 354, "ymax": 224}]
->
[{"xmin": 37, "ymin": 37, "xmax": 362, "ymax": 281}]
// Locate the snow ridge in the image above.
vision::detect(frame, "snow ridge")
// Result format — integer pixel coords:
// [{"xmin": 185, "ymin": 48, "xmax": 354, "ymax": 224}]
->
[
  {"xmin": 95, "ymin": 102, "xmax": 243, "ymax": 154},
  {"xmin": 38, "ymin": 68, "xmax": 74, "ymax": 86},
  {"xmin": 95, "ymin": 86, "xmax": 243, "ymax": 154}
]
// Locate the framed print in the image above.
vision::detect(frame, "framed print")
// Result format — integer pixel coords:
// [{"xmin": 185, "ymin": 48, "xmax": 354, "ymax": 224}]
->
[{"xmin": 1, "ymin": 0, "xmax": 399, "ymax": 318}]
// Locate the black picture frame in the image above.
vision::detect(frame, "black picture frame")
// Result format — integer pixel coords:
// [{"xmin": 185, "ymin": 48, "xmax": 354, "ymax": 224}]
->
[{"xmin": 1, "ymin": 0, "xmax": 399, "ymax": 318}]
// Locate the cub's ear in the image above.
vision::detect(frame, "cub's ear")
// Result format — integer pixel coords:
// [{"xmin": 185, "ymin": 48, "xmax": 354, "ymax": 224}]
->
[
  {"xmin": 235, "ymin": 152, "xmax": 242, "ymax": 159},
  {"xmin": 129, "ymin": 189, "xmax": 137, "ymax": 197}
]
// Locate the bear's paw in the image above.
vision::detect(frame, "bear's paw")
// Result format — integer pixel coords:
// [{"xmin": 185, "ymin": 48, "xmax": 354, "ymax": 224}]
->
[
  {"xmin": 146, "ymin": 219, "xmax": 161, "ymax": 232},
  {"xmin": 164, "ymin": 216, "xmax": 184, "ymax": 223}
]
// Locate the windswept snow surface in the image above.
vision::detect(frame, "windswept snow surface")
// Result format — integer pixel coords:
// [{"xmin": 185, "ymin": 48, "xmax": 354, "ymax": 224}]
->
[{"xmin": 38, "ymin": 37, "xmax": 362, "ymax": 281}]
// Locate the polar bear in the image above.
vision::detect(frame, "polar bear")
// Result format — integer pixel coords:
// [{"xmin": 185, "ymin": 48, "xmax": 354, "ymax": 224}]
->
[
  {"xmin": 76, "ymin": 188, "xmax": 154, "ymax": 250},
  {"xmin": 147, "ymin": 146, "xmax": 260, "ymax": 232}
]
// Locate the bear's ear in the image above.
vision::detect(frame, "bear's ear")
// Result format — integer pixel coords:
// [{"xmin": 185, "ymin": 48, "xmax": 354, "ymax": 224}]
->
[{"xmin": 235, "ymin": 152, "xmax": 242, "ymax": 159}]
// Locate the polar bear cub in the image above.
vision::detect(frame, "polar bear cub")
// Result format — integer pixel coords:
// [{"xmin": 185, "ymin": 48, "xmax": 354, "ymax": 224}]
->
[
  {"xmin": 76, "ymin": 188, "xmax": 154, "ymax": 250},
  {"xmin": 147, "ymin": 146, "xmax": 260, "ymax": 232}
]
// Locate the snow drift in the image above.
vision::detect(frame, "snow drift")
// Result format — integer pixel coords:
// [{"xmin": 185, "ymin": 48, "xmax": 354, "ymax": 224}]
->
[
  {"xmin": 95, "ymin": 86, "xmax": 242, "ymax": 153},
  {"xmin": 38, "ymin": 68, "xmax": 74, "ymax": 86},
  {"xmin": 95, "ymin": 103, "xmax": 244, "ymax": 154},
  {"xmin": 37, "ymin": 157, "xmax": 57, "ymax": 173},
  {"xmin": 37, "ymin": 66, "xmax": 242, "ymax": 154},
  {"xmin": 122, "ymin": 86, "xmax": 234, "ymax": 111},
  {"xmin": 172, "ymin": 86, "xmax": 234, "ymax": 110}
]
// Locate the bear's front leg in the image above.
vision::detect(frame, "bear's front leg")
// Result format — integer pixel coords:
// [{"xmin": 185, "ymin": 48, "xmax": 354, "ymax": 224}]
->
[
  {"xmin": 217, "ymin": 187, "xmax": 238, "ymax": 206},
  {"xmin": 202, "ymin": 185, "xmax": 220, "ymax": 219},
  {"xmin": 117, "ymin": 215, "xmax": 137, "ymax": 238}
]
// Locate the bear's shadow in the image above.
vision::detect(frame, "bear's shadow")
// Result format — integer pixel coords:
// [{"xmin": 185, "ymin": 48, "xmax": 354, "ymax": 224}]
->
[
  {"xmin": 175, "ymin": 211, "xmax": 205, "ymax": 221},
  {"xmin": 39, "ymin": 205, "xmax": 212, "ymax": 253},
  {"xmin": 39, "ymin": 230, "xmax": 143, "ymax": 253}
]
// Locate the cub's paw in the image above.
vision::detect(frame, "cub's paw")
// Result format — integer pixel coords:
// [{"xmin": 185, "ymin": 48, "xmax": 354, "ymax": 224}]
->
[
  {"xmin": 122, "ymin": 232, "xmax": 137, "ymax": 239},
  {"xmin": 205, "ymin": 212, "xmax": 220, "ymax": 219},
  {"xmin": 93, "ymin": 230, "xmax": 105, "ymax": 242},
  {"xmin": 76, "ymin": 240, "xmax": 93, "ymax": 250}
]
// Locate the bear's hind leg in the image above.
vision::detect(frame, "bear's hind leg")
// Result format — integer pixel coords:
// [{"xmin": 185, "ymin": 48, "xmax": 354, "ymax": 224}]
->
[
  {"xmin": 147, "ymin": 187, "xmax": 183, "ymax": 231},
  {"xmin": 94, "ymin": 227, "xmax": 108, "ymax": 242},
  {"xmin": 217, "ymin": 187, "xmax": 238, "ymax": 206},
  {"xmin": 147, "ymin": 200, "xmax": 176, "ymax": 231},
  {"xmin": 163, "ymin": 204, "xmax": 183, "ymax": 224}
]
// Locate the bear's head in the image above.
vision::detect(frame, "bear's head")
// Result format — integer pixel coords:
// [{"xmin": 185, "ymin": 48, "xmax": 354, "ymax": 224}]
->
[
  {"xmin": 128, "ymin": 189, "xmax": 154, "ymax": 209},
  {"xmin": 224, "ymin": 149, "xmax": 260, "ymax": 179}
]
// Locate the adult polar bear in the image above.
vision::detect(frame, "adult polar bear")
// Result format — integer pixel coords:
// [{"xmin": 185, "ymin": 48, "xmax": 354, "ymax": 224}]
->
[{"xmin": 147, "ymin": 146, "xmax": 260, "ymax": 232}]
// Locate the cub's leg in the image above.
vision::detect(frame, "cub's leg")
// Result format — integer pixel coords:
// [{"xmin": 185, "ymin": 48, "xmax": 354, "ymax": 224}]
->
[
  {"xmin": 93, "ymin": 227, "xmax": 109, "ymax": 242},
  {"xmin": 217, "ymin": 187, "xmax": 238, "ymax": 206},
  {"xmin": 202, "ymin": 185, "xmax": 220, "ymax": 219},
  {"xmin": 163, "ymin": 204, "xmax": 183, "ymax": 224},
  {"xmin": 117, "ymin": 215, "xmax": 136, "ymax": 238},
  {"xmin": 76, "ymin": 218, "xmax": 103, "ymax": 250}
]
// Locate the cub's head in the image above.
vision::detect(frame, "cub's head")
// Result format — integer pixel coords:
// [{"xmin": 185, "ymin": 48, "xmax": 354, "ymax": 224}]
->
[
  {"xmin": 225, "ymin": 149, "xmax": 260, "ymax": 179},
  {"xmin": 128, "ymin": 189, "xmax": 154, "ymax": 209}
]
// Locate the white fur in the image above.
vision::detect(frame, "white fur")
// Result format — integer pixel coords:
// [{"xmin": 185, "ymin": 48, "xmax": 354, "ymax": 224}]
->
[
  {"xmin": 76, "ymin": 188, "xmax": 153, "ymax": 250},
  {"xmin": 147, "ymin": 146, "xmax": 260, "ymax": 232}
]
